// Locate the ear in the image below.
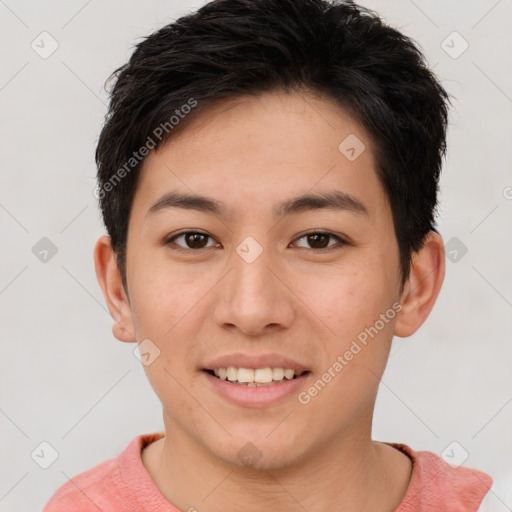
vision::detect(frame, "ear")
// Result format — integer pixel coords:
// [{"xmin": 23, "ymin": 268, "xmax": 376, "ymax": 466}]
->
[
  {"xmin": 94, "ymin": 235, "xmax": 136, "ymax": 343},
  {"xmin": 394, "ymin": 231, "xmax": 445, "ymax": 338}
]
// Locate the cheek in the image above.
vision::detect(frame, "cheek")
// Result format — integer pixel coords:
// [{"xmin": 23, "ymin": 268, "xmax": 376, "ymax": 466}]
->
[
  {"xmin": 299, "ymin": 261, "xmax": 398, "ymax": 399},
  {"xmin": 297, "ymin": 262, "xmax": 394, "ymax": 342},
  {"xmin": 128, "ymin": 264, "xmax": 207, "ymax": 411},
  {"xmin": 127, "ymin": 256, "xmax": 213, "ymax": 379},
  {"xmin": 296, "ymin": 275, "xmax": 397, "ymax": 429},
  {"xmin": 128, "ymin": 254, "xmax": 210, "ymax": 338}
]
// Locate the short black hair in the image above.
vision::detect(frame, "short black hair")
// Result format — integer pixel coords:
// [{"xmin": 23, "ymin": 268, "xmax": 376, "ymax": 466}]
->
[{"xmin": 96, "ymin": 0, "xmax": 450, "ymax": 289}]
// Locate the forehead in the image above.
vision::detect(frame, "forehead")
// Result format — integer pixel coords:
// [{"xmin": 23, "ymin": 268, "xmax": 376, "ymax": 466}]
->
[{"xmin": 133, "ymin": 90, "xmax": 389, "ymax": 222}]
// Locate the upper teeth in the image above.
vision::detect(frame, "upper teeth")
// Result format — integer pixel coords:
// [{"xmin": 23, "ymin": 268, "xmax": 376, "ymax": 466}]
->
[{"xmin": 213, "ymin": 367, "xmax": 302, "ymax": 383}]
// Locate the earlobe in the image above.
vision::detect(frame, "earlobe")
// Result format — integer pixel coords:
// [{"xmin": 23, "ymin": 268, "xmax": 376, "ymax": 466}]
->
[
  {"xmin": 94, "ymin": 235, "xmax": 137, "ymax": 343},
  {"xmin": 394, "ymin": 231, "xmax": 445, "ymax": 338}
]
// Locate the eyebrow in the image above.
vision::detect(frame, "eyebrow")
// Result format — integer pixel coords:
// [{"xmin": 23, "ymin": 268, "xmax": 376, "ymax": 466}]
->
[{"xmin": 147, "ymin": 189, "xmax": 368, "ymax": 218}]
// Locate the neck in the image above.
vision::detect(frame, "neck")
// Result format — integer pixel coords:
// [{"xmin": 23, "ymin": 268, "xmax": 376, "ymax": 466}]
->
[{"xmin": 142, "ymin": 416, "xmax": 412, "ymax": 512}]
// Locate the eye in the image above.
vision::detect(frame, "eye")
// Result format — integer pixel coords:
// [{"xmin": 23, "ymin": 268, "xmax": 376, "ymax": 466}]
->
[
  {"xmin": 164, "ymin": 230, "xmax": 347, "ymax": 253},
  {"xmin": 292, "ymin": 231, "xmax": 347, "ymax": 252},
  {"xmin": 165, "ymin": 231, "xmax": 219, "ymax": 251}
]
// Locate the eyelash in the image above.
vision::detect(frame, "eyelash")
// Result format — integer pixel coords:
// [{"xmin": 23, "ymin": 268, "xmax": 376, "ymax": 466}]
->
[{"xmin": 164, "ymin": 230, "xmax": 348, "ymax": 253}]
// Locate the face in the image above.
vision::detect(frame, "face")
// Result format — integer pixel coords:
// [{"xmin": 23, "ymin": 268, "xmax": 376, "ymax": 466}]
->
[{"xmin": 121, "ymin": 90, "xmax": 405, "ymax": 469}]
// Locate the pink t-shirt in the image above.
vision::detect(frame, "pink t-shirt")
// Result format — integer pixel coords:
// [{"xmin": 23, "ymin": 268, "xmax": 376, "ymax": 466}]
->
[{"xmin": 42, "ymin": 432, "xmax": 492, "ymax": 511}]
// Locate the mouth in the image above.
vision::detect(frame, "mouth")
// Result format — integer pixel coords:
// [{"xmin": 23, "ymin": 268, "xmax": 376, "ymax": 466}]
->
[
  {"xmin": 203, "ymin": 367, "xmax": 311, "ymax": 387},
  {"xmin": 201, "ymin": 364, "xmax": 312, "ymax": 407}
]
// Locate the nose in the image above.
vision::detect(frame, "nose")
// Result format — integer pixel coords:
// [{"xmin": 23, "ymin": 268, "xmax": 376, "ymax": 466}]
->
[{"xmin": 212, "ymin": 241, "xmax": 295, "ymax": 337}]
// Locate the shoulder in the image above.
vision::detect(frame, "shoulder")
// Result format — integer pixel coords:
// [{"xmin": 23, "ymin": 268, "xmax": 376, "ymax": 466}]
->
[
  {"xmin": 42, "ymin": 456, "xmax": 120, "ymax": 512},
  {"xmin": 390, "ymin": 443, "xmax": 493, "ymax": 511},
  {"xmin": 42, "ymin": 432, "xmax": 165, "ymax": 512}
]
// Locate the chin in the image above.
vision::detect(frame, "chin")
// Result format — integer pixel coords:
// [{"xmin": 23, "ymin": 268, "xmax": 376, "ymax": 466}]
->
[{"xmin": 214, "ymin": 433, "xmax": 313, "ymax": 472}]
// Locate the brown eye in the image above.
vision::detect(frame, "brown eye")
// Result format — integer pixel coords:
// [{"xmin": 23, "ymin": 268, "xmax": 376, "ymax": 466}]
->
[
  {"xmin": 166, "ymin": 231, "xmax": 217, "ymax": 251},
  {"xmin": 293, "ymin": 231, "xmax": 346, "ymax": 251},
  {"xmin": 306, "ymin": 233, "xmax": 330, "ymax": 249},
  {"xmin": 183, "ymin": 233, "xmax": 208, "ymax": 249}
]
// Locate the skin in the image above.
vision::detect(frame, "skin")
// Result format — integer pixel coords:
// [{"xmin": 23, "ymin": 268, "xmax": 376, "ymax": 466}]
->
[{"xmin": 94, "ymin": 90, "xmax": 445, "ymax": 512}]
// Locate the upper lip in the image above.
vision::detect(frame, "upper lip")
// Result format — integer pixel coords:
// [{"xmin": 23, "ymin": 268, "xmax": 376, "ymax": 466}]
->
[{"xmin": 204, "ymin": 353, "xmax": 310, "ymax": 373}]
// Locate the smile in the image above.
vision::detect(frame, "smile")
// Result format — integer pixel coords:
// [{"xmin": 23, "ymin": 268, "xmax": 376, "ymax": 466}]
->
[
  {"xmin": 207, "ymin": 366, "xmax": 306, "ymax": 386},
  {"xmin": 202, "ymin": 368, "xmax": 311, "ymax": 407}
]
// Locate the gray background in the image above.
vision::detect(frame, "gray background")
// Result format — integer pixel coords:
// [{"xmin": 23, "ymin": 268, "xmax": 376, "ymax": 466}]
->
[{"xmin": 1, "ymin": 1, "xmax": 511, "ymax": 510}]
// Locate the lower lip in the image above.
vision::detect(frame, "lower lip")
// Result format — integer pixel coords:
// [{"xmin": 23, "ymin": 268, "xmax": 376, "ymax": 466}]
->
[{"xmin": 202, "ymin": 370, "xmax": 310, "ymax": 408}]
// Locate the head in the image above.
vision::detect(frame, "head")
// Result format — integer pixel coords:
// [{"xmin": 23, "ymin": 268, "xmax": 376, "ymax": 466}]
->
[{"xmin": 94, "ymin": 0, "xmax": 448, "ymax": 470}]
